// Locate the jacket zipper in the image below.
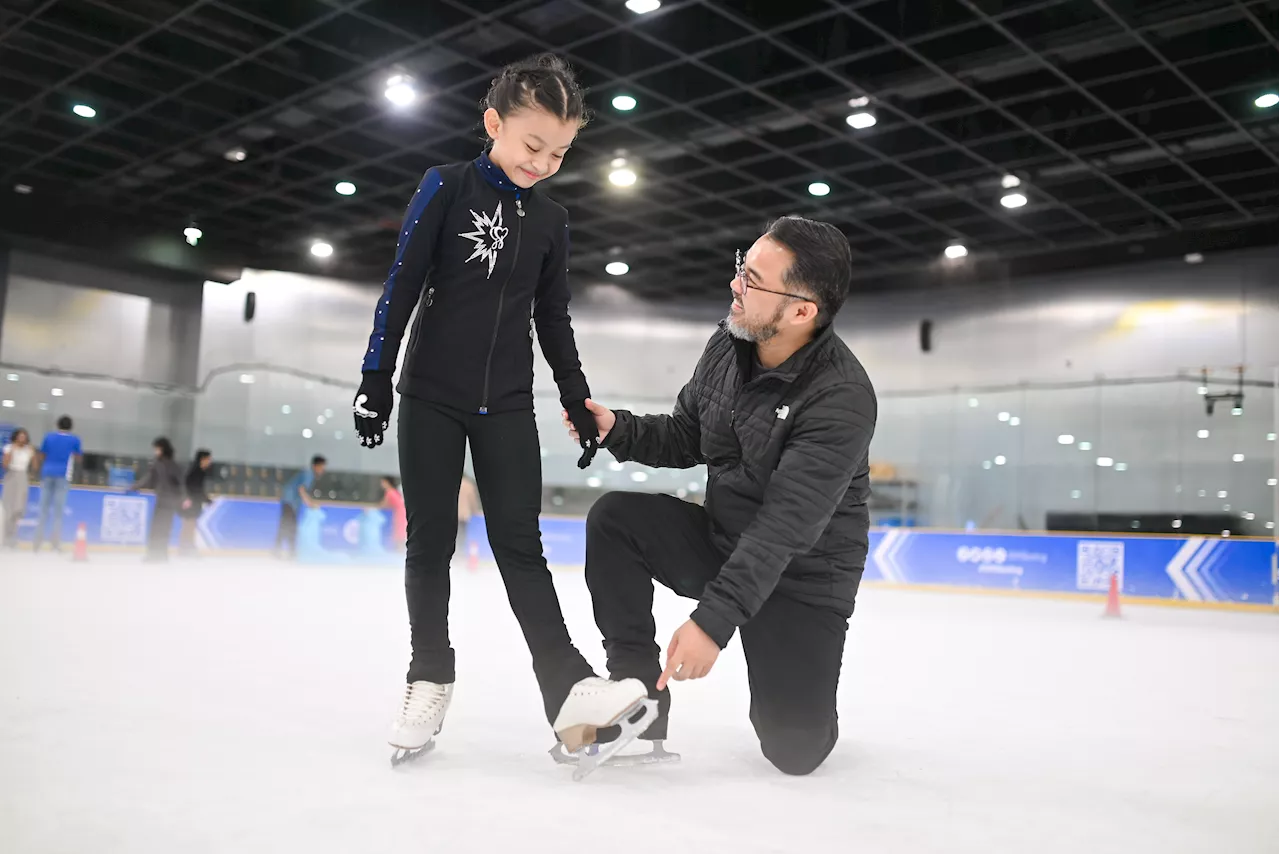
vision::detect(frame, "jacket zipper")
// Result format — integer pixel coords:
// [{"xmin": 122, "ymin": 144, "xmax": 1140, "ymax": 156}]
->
[{"xmin": 479, "ymin": 196, "xmax": 523, "ymax": 414}]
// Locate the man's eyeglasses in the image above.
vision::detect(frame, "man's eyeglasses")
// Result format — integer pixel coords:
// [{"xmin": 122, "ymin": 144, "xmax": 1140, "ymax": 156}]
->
[{"xmin": 735, "ymin": 249, "xmax": 813, "ymax": 302}]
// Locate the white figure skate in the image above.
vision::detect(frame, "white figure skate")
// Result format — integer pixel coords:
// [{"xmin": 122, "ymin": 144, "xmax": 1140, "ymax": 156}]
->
[
  {"xmin": 549, "ymin": 677, "xmax": 671, "ymax": 781},
  {"xmin": 389, "ymin": 681, "xmax": 453, "ymax": 768}
]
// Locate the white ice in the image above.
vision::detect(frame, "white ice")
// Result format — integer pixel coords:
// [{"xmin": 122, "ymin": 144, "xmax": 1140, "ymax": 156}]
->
[{"xmin": 1, "ymin": 552, "xmax": 1275, "ymax": 854}]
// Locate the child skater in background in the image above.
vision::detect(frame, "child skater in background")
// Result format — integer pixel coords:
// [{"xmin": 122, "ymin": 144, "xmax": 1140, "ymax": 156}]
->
[
  {"xmin": 353, "ymin": 53, "xmax": 655, "ymax": 772},
  {"xmin": 380, "ymin": 476, "xmax": 407, "ymax": 551},
  {"xmin": 178, "ymin": 449, "xmax": 214, "ymax": 557}
]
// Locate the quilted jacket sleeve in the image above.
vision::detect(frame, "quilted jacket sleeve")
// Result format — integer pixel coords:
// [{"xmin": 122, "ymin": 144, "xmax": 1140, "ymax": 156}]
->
[
  {"xmin": 602, "ymin": 379, "xmax": 703, "ymax": 469},
  {"xmin": 689, "ymin": 379, "xmax": 877, "ymax": 647}
]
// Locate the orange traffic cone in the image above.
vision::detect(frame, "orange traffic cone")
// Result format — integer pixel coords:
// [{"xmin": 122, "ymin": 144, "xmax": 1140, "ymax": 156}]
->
[
  {"xmin": 467, "ymin": 541, "xmax": 479, "ymax": 572},
  {"xmin": 1103, "ymin": 571, "xmax": 1121, "ymax": 619},
  {"xmin": 72, "ymin": 523, "xmax": 89, "ymax": 563}
]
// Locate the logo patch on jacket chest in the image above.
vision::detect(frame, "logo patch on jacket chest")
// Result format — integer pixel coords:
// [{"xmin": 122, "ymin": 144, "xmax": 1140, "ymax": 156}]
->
[{"xmin": 459, "ymin": 202, "xmax": 507, "ymax": 279}]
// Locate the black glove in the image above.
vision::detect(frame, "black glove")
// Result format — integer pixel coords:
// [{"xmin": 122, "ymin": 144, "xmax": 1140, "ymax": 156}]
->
[
  {"xmin": 353, "ymin": 371, "xmax": 393, "ymax": 448},
  {"xmin": 566, "ymin": 400, "xmax": 601, "ymax": 469}
]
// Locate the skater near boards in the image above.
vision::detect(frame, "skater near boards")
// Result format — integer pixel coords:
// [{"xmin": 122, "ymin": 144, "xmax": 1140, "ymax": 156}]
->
[{"xmin": 353, "ymin": 53, "xmax": 657, "ymax": 775}]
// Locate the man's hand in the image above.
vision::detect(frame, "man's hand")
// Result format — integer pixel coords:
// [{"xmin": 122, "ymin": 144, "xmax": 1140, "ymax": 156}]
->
[
  {"xmin": 561, "ymin": 399, "xmax": 616, "ymax": 453},
  {"xmin": 657, "ymin": 619, "xmax": 720, "ymax": 690}
]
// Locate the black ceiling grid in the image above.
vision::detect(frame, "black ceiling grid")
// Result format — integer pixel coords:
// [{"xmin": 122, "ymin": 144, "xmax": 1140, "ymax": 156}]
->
[{"xmin": 0, "ymin": 0, "xmax": 1275, "ymax": 296}]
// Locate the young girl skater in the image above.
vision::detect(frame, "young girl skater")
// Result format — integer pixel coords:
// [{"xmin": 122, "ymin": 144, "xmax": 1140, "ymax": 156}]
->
[{"xmin": 353, "ymin": 54, "xmax": 651, "ymax": 768}]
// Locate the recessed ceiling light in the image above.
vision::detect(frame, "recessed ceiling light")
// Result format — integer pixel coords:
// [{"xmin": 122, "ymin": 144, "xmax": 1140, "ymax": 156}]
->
[
  {"xmin": 847, "ymin": 96, "xmax": 870, "ymax": 108},
  {"xmin": 6, "ymin": 373, "xmax": 18, "ymax": 381},
  {"xmin": 608, "ymin": 167, "xmax": 637, "ymax": 187},
  {"xmin": 612, "ymin": 94, "xmax": 637, "ymax": 111},
  {"xmin": 90, "ymin": 400, "xmax": 104, "ymax": 410},
  {"xmin": 183, "ymin": 226, "xmax": 202, "ymax": 246},
  {"xmin": 605, "ymin": 261, "xmax": 629, "ymax": 276},
  {"xmin": 1, "ymin": 400, "xmax": 13, "ymax": 408},
  {"xmin": 302, "ymin": 428, "xmax": 313, "ymax": 439},
  {"xmin": 1001, "ymin": 192, "xmax": 1028, "ymax": 208},
  {"xmin": 1001, "ymin": 174, "xmax": 1020, "ymax": 189},
  {"xmin": 239, "ymin": 374, "xmax": 255, "ymax": 384},
  {"xmin": 335, "ymin": 181, "xmax": 356, "ymax": 196},
  {"xmin": 586, "ymin": 476, "xmax": 603, "ymax": 488},
  {"xmin": 1197, "ymin": 429, "xmax": 1209, "ymax": 438},
  {"xmin": 1255, "ymin": 93, "xmax": 1279, "ymax": 108},
  {"xmin": 72, "ymin": 104, "xmax": 96, "ymax": 118},
  {"xmin": 630, "ymin": 471, "xmax": 649, "ymax": 482},
  {"xmin": 310, "ymin": 240, "xmax": 333, "ymax": 258},
  {"xmin": 1078, "ymin": 441, "xmax": 1092, "ymax": 450},
  {"xmin": 1115, "ymin": 462, "xmax": 1128, "ymax": 472},
  {"xmin": 845, "ymin": 111, "xmax": 876, "ymax": 129},
  {"xmin": 967, "ymin": 398, "xmax": 978, "ymax": 407},
  {"xmin": 1232, "ymin": 453, "xmax": 1245, "ymax": 462},
  {"xmin": 384, "ymin": 75, "xmax": 418, "ymax": 106},
  {"xmin": 997, "ymin": 412, "xmax": 1010, "ymax": 422},
  {"xmin": 1184, "ymin": 252, "xmax": 1203, "ymax": 264},
  {"xmin": 944, "ymin": 244, "xmax": 967, "ymax": 259},
  {"xmin": 1058, "ymin": 434, "xmax": 1074, "ymax": 445},
  {"xmin": 994, "ymin": 455, "xmax": 1007, "ymax": 466},
  {"xmin": 808, "ymin": 181, "xmax": 831, "ymax": 197},
  {"xmin": 13, "ymin": 184, "xmax": 32, "ymax": 194},
  {"xmin": 224, "ymin": 147, "xmax": 247, "ymax": 162},
  {"xmin": 51, "ymin": 388, "xmax": 64, "ymax": 397},
  {"xmin": 1097, "ymin": 456, "xmax": 1114, "ymax": 467},
  {"xmin": 625, "ymin": 0, "xmax": 661, "ymax": 12},
  {"xmin": 1008, "ymin": 416, "xmax": 1021, "ymax": 426}
]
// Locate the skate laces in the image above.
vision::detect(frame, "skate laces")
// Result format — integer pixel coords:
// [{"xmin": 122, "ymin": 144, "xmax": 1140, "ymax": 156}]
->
[{"xmin": 401, "ymin": 682, "xmax": 447, "ymax": 722}]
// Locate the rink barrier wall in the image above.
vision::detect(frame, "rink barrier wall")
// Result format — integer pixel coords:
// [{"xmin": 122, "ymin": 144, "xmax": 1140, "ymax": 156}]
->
[{"xmin": 1, "ymin": 485, "xmax": 1275, "ymax": 611}]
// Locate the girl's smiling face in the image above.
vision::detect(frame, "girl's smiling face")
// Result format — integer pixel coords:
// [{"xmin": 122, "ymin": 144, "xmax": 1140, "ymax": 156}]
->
[{"xmin": 483, "ymin": 106, "xmax": 578, "ymax": 189}]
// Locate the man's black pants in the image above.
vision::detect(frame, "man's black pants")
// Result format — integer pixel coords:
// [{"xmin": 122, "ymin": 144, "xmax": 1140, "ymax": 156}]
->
[
  {"xmin": 398, "ymin": 396, "xmax": 594, "ymax": 725},
  {"xmin": 585, "ymin": 491, "xmax": 849, "ymax": 776}
]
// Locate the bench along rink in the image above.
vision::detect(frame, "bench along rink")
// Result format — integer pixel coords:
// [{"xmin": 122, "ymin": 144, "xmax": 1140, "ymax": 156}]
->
[{"xmin": 0, "ymin": 553, "xmax": 1274, "ymax": 854}]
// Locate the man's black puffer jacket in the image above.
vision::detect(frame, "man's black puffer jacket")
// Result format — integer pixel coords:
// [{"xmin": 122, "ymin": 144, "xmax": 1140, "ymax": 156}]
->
[
  {"xmin": 602, "ymin": 322, "xmax": 878, "ymax": 648},
  {"xmin": 361, "ymin": 151, "xmax": 589, "ymax": 414}
]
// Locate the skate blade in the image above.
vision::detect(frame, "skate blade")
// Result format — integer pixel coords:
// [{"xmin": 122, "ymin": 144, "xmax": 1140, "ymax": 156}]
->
[
  {"xmin": 389, "ymin": 740, "xmax": 435, "ymax": 769},
  {"xmin": 557, "ymin": 698, "xmax": 659, "ymax": 782},
  {"xmin": 547, "ymin": 739, "xmax": 680, "ymax": 769}
]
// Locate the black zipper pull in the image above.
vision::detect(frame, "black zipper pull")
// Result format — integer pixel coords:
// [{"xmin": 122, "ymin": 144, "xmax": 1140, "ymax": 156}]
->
[{"xmin": 425, "ymin": 287, "xmax": 435, "ymax": 307}]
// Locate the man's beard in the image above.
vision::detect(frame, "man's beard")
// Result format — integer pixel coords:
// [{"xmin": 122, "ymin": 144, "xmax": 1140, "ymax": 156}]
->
[{"xmin": 726, "ymin": 302, "xmax": 786, "ymax": 343}]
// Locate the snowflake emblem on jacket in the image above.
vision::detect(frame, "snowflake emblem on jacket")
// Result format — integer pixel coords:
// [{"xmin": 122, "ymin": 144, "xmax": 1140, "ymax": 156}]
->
[{"xmin": 459, "ymin": 202, "xmax": 508, "ymax": 279}]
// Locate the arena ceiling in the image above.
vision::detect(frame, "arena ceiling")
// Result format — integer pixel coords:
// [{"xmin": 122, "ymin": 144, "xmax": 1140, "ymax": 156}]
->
[{"xmin": 0, "ymin": 0, "xmax": 1277, "ymax": 296}]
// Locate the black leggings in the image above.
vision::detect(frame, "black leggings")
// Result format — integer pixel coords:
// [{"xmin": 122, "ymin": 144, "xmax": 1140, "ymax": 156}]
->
[{"xmin": 397, "ymin": 396, "xmax": 594, "ymax": 725}]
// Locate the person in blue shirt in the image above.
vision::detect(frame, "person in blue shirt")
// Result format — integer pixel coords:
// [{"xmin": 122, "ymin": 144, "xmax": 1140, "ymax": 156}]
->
[
  {"xmin": 32, "ymin": 415, "xmax": 82, "ymax": 553},
  {"xmin": 275, "ymin": 455, "xmax": 324, "ymax": 559}
]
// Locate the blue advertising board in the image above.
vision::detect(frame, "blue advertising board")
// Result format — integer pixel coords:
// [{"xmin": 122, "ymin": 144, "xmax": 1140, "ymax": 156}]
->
[{"xmin": 1, "ymin": 485, "xmax": 1274, "ymax": 609}]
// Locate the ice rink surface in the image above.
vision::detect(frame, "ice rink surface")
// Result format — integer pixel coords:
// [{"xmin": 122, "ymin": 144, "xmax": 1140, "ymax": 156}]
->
[{"xmin": 1, "ymin": 552, "xmax": 1275, "ymax": 854}]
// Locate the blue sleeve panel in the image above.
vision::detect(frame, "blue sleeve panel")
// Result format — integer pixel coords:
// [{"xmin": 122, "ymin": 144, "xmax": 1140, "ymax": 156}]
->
[
  {"xmin": 534, "ymin": 209, "xmax": 591, "ymax": 407},
  {"xmin": 362, "ymin": 167, "xmax": 448, "ymax": 373}
]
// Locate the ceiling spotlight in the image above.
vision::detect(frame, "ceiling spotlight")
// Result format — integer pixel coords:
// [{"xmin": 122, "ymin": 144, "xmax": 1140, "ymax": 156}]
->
[
  {"xmin": 1232, "ymin": 453, "xmax": 1245, "ymax": 462},
  {"xmin": 1096, "ymin": 457, "xmax": 1114, "ymax": 467},
  {"xmin": 302, "ymin": 428, "xmax": 314, "ymax": 439},
  {"xmin": 1009, "ymin": 416, "xmax": 1021, "ymax": 426},
  {"xmin": 1057, "ymin": 434, "xmax": 1074, "ymax": 445},
  {"xmin": 239, "ymin": 374, "xmax": 255, "ymax": 384},
  {"xmin": 224, "ymin": 147, "xmax": 247, "ymax": 162},
  {"xmin": 847, "ymin": 96, "xmax": 870, "ymax": 108},
  {"xmin": 384, "ymin": 74, "xmax": 418, "ymax": 107},
  {"xmin": 1115, "ymin": 462, "xmax": 1128, "ymax": 472},
  {"xmin": 1001, "ymin": 192, "xmax": 1028, "ymax": 208},
  {"xmin": 605, "ymin": 261, "xmax": 630, "ymax": 276},
  {"xmin": 1197, "ymin": 429, "xmax": 1210, "ymax": 439},
  {"xmin": 1184, "ymin": 252, "xmax": 1203, "ymax": 264},
  {"xmin": 72, "ymin": 104, "xmax": 96, "ymax": 119},
  {"xmin": 612, "ymin": 94, "xmax": 637, "ymax": 111},
  {"xmin": 944, "ymin": 244, "xmax": 967, "ymax": 259},
  {"xmin": 5, "ymin": 374, "xmax": 17, "ymax": 381},
  {"xmin": 631, "ymin": 471, "xmax": 649, "ymax": 482},
  {"xmin": 586, "ymin": 476, "xmax": 602, "ymax": 488},
  {"xmin": 625, "ymin": 0, "xmax": 661, "ymax": 12},
  {"xmin": 183, "ymin": 225, "xmax": 202, "ymax": 247},
  {"xmin": 1078, "ymin": 441, "xmax": 1092, "ymax": 450},
  {"xmin": 1, "ymin": 400, "xmax": 13, "ymax": 408},
  {"xmin": 51, "ymin": 388, "xmax": 64, "ymax": 397},
  {"xmin": 846, "ymin": 111, "xmax": 876, "ymax": 130},
  {"xmin": 609, "ymin": 167, "xmax": 637, "ymax": 187},
  {"xmin": 90, "ymin": 400, "xmax": 104, "ymax": 410},
  {"xmin": 610, "ymin": 157, "xmax": 628, "ymax": 169},
  {"xmin": 994, "ymin": 455, "xmax": 1007, "ymax": 466},
  {"xmin": 1255, "ymin": 93, "xmax": 1279, "ymax": 108},
  {"xmin": 335, "ymin": 181, "xmax": 356, "ymax": 196},
  {"xmin": 310, "ymin": 240, "xmax": 334, "ymax": 258},
  {"xmin": 997, "ymin": 412, "xmax": 1010, "ymax": 422},
  {"xmin": 1001, "ymin": 174, "xmax": 1021, "ymax": 189},
  {"xmin": 13, "ymin": 184, "xmax": 32, "ymax": 194},
  {"xmin": 808, "ymin": 181, "xmax": 831, "ymax": 197}
]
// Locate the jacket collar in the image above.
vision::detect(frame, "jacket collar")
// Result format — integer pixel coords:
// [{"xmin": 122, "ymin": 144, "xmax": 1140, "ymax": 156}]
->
[
  {"xmin": 725, "ymin": 321, "xmax": 835, "ymax": 384},
  {"xmin": 474, "ymin": 150, "xmax": 521, "ymax": 192}
]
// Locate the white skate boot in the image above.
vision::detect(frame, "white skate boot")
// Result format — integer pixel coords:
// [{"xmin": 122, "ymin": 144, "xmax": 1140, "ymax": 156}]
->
[
  {"xmin": 549, "ymin": 677, "xmax": 661, "ymax": 781},
  {"xmin": 389, "ymin": 681, "xmax": 452, "ymax": 768}
]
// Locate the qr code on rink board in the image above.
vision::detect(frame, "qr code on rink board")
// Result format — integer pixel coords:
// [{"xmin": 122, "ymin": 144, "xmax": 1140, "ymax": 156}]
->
[
  {"xmin": 101, "ymin": 495, "xmax": 148, "ymax": 544},
  {"xmin": 1076, "ymin": 540, "xmax": 1124, "ymax": 591}
]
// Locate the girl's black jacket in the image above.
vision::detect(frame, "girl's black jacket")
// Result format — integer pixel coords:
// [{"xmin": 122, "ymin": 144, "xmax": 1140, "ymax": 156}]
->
[{"xmin": 361, "ymin": 151, "xmax": 590, "ymax": 415}]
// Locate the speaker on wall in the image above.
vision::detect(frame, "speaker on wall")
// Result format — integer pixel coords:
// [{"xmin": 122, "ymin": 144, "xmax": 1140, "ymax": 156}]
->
[
  {"xmin": 919, "ymin": 319, "xmax": 933, "ymax": 352},
  {"xmin": 244, "ymin": 291, "xmax": 256, "ymax": 322}
]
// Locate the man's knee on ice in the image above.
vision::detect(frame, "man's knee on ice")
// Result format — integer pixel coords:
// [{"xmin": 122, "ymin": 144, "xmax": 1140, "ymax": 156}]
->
[{"xmin": 757, "ymin": 726, "xmax": 837, "ymax": 776}]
